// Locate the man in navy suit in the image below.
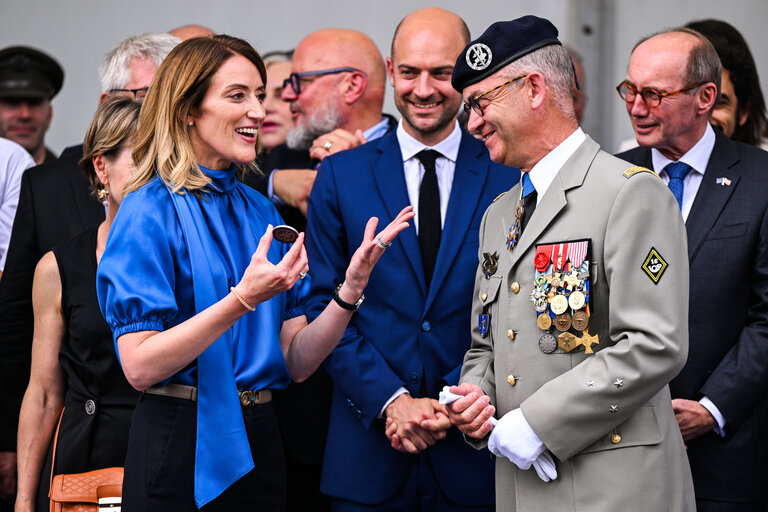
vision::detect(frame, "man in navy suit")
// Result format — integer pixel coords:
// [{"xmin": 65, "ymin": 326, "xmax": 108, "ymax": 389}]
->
[
  {"xmin": 617, "ymin": 28, "xmax": 768, "ymax": 511},
  {"xmin": 305, "ymin": 8, "xmax": 518, "ymax": 511}
]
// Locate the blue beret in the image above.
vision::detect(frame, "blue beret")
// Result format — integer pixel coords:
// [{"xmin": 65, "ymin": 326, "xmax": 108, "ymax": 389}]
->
[{"xmin": 452, "ymin": 15, "xmax": 560, "ymax": 92}]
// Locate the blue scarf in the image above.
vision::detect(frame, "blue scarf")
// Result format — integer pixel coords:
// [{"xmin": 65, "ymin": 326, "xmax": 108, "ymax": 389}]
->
[{"xmin": 165, "ymin": 172, "xmax": 254, "ymax": 508}]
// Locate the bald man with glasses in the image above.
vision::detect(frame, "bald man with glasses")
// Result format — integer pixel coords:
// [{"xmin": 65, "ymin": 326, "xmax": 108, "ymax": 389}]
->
[{"xmin": 617, "ymin": 27, "xmax": 768, "ymax": 512}]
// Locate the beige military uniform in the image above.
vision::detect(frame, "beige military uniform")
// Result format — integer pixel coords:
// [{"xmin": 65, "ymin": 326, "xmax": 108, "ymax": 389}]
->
[{"xmin": 461, "ymin": 137, "xmax": 695, "ymax": 511}]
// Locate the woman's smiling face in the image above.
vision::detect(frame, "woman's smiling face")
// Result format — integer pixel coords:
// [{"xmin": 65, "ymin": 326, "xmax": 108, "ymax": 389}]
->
[{"xmin": 189, "ymin": 54, "xmax": 266, "ymax": 170}]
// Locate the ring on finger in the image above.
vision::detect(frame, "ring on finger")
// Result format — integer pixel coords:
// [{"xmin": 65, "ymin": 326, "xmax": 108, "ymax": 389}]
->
[
  {"xmin": 298, "ymin": 272, "xmax": 307, "ymax": 280},
  {"xmin": 376, "ymin": 237, "xmax": 392, "ymax": 249},
  {"xmin": 324, "ymin": 140, "xmax": 334, "ymax": 151}
]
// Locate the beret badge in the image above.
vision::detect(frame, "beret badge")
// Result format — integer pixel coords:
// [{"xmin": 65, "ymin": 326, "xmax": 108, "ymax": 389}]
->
[{"xmin": 465, "ymin": 43, "xmax": 493, "ymax": 71}]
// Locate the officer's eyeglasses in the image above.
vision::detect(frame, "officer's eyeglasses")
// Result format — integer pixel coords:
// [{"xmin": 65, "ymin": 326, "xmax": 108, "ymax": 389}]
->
[
  {"xmin": 283, "ymin": 68, "xmax": 363, "ymax": 96},
  {"xmin": 616, "ymin": 80, "xmax": 705, "ymax": 108},
  {"xmin": 109, "ymin": 87, "xmax": 149, "ymax": 100},
  {"xmin": 463, "ymin": 74, "xmax": 528, "ymax": 117}
]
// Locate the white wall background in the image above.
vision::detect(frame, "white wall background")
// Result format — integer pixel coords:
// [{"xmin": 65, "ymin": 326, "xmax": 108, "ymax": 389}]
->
[{"xmin": 1, "ymin": 0, "xmax": 766, "ymax": 155}]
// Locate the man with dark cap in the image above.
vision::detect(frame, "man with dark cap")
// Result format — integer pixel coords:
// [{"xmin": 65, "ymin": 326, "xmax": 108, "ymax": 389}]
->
[
  {"xmin": 0, "ymin": 46, "xmax": 63, "ymax": 165},
  {"xmin": 442, "ymin": 16, "xmax": 695, "ymax": 511}
]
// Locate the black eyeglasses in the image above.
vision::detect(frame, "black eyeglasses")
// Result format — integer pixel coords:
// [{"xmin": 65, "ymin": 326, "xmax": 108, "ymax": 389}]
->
[
  {"xmin": 282, "ymin": 67, "xmax": 363, "ymax": 96},
  {"xmin": 616, "ymin": 80, "xmax": 705, "ymax": 108},
  {"xmin": 108, "ymin": 87, "xmax": 149, "ymax": 100},
  {"xmin": 463, "ymin": 74, "xmax": 528, "ymax": 117}
]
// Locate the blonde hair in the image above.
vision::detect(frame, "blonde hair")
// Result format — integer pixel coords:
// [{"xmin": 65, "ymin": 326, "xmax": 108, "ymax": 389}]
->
[
  {"xmin": 125, "ymin": 35, "xmax": 266, "ymax": 195},
  {"xmin": 79, "ymin": 95, "xmax": 142, "ymax": 194}
]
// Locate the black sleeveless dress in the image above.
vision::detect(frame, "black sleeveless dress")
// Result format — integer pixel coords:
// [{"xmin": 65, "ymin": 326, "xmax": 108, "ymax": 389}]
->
[{"xmin": 35, "ymin": 227, "xmax": 138, "ymax": 512}]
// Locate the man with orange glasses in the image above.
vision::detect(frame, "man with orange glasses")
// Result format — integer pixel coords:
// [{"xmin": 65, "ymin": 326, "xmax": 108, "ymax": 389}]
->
[{"xmin": 618, "ymin": 28, "xmax": 768, "ymax": 512}]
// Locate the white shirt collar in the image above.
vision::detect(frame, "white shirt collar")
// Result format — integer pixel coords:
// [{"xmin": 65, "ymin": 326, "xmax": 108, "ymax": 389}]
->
[
  {"xmin": 526, "ymin": 127, "xmax": 586, "ymax": 201},
  {"xmin": 396, "ymin": 120, "xmax": 461, "ymax": 162},
  {"xmin": 651, "ymin": 123, "xmax": 716, "ymax": 177}
]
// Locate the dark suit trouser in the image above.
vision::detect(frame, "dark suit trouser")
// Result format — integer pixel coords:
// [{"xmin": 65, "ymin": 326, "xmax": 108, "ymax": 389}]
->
[
  {"xmin": 122, "ymin": 393, "xmax": 286, "ymax": 511},
  {"xmin": 330, "ymin": 453, "xmax": 493, "ymax": 512}
]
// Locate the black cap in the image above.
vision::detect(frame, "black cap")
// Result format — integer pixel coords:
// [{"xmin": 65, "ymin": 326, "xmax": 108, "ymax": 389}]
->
[
  {"xmin": 0, "ymin": 46, "xmax": 64, "ymax": 100},
  {"xmin": 452, "ymin": 15, "xmax": 560, "ymax": 92}
]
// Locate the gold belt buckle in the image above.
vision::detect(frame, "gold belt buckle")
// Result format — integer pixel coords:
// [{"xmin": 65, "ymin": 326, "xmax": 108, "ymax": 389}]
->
[{"xmin": 239, "ymin": 390, "xmax": 261, "ymax": 407}]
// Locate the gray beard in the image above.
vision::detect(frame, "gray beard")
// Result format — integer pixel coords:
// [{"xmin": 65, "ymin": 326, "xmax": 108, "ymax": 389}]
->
[{"xmin": 286, "ymin": 101, "xmax": 343, "ymax": 150}]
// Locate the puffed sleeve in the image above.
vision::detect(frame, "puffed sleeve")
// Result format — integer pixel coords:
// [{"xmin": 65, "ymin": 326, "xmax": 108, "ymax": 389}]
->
[{"xmin": 97, "ymin": 183, "xmax": 186, "ymax": 341}]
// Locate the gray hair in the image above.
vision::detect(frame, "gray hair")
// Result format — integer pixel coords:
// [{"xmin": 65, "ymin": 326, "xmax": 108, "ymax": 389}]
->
[
  {"xmin": 262, "ymin": 50, "xmax": 293, "ymax": 69},
  {"xmin": 99, "ymin": 33, "xmax": 180, "ymax": 92},
  {"xmin": 502, "ymin": 44, "xmax": 576, "ymax": 120}
]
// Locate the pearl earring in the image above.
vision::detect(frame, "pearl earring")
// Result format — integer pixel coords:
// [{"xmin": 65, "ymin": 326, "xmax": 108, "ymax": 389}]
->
[{"xmin": 188, "ymin": 120, "xmax": 194, "ymax": 126}]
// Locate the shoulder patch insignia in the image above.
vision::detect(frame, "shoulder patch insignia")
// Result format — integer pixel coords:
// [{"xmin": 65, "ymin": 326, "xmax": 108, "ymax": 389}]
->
[
  {"xmin": 623, "ymin": 166, "xmax": 662, "ymax": 181},
  {"xmin": 492, "ymin": 192, "xmax": 506, "ymax": 203},
  {"xmin": 641, "ymin": 247, "xmax": 668, "ymax": 284}
]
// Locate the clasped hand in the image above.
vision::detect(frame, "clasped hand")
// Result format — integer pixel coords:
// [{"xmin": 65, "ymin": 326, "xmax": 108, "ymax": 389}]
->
[{"xmin": 384, "ymin": 394, "xmax": 451, "ymax": 454}]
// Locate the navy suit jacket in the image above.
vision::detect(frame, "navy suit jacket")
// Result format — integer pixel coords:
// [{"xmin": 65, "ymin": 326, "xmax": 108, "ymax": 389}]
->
[
  {"xmin": 618, "ymin": 130, "xmax": 768, "ymax": 502},
  {"xmin": 305, "ymin": 129, "xmax": 518, "ymax": 505}
]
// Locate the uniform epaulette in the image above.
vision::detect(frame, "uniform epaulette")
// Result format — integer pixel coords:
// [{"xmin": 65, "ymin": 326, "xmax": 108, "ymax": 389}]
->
[
  {"xmin": 623, "ymin": 166, "xmax": 662, "ymax": 181},
  {"xmin": 492, "ymin": 192, "xmax": 506, "ymax": 203}
]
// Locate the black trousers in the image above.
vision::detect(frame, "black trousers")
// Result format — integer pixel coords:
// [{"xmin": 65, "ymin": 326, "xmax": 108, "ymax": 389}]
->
[{"xmin": 122, "ymin": 393, "xmax": 286, "ymax": 511}]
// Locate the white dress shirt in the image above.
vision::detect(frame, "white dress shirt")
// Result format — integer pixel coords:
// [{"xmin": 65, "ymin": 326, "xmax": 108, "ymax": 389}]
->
[
  {"xmin": 398, "ymin": 119, "xmax": 461, "ymax": 232},
  {"xmin": 0, "ymin": 137, "xmax": 35, "ymax": 270},
  {"xmin": 651, "ymin": 123, "xmax": 716, "ymax": 222}
]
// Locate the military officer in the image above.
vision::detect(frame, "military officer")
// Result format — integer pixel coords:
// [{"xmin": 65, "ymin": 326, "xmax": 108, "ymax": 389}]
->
[
  {"xmin": 443, "ymin": 16, "xmax": 696, "ymax": 511},
  {"xmin": 0, "ymin": 46, "xmax": 63, "ymax": 164}
]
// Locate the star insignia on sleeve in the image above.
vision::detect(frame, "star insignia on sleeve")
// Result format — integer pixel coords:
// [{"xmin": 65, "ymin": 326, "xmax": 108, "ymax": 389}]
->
[
  {"xmin": 613, "ymin": 378, "xmax": 624, "ymax": 388},
  {"xmin": 586, "ymin": 380, "xmax": 595, "ymax": 388},
  {"xmin": 609, "ymin": 404, "xmax": 619, "ymax": 413}
]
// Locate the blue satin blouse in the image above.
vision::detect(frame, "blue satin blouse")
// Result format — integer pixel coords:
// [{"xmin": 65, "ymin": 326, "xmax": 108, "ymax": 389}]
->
[{"xmin": 96, "ymin": 165, "xmax": 308, "ymax": 392}]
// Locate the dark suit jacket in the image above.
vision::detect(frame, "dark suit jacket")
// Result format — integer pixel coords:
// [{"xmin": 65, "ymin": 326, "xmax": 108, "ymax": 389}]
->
[
  {"xmin": 305, "ymin": 129, "xmax": 518, "ymax": 505},
  {"xmin": 618, "ymin": 130, "xmax": 768, "ymax": 502},
  {"xmin": 0, "ymin": 149, "xmax": 104, "ymax": 450}
]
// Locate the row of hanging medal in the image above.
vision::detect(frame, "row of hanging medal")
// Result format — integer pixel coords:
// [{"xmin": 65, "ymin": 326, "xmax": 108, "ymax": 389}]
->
[{"xmin": 530, "ymin": 241, "xmax": 599, "ymax": 354}]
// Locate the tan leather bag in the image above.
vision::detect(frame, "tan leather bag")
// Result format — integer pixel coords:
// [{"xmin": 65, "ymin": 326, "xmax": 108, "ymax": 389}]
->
[{"xmin": 48, "ymin": 408, "xmax": 123, "ymax": 511}]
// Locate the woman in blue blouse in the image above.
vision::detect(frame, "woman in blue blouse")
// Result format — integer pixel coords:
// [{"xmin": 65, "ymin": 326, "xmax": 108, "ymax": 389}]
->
[{"xmin": 96, "ymin": 35, "xmax": 412, "ymax": 511}]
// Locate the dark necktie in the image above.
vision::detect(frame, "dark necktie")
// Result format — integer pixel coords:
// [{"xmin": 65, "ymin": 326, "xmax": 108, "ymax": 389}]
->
[
  {"xmin": 416, "ymin": 149, "xmax": 442, "ymax": 287},
  {"xmin": 664, "ymin": 161, "xmax": 692, "ymax": 210},
  {"xmin": 520, "ymin": 172, "xmax": 537, "ymax": 232}
]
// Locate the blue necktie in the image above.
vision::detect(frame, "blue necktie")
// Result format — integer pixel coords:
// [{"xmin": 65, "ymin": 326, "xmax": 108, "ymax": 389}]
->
[
  {"xmin": 664, "ymin": 161, "xmax": 692, "ymax": 210},
  {"xmin": 522, "ymin": 172, "xmax": 536, "ymax": 198}
]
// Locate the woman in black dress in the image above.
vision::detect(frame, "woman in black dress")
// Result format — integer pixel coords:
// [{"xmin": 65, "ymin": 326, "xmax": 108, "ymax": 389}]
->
[{"xmin": 15, "ymin": 95, "xmax": 141, "ymax": 512}]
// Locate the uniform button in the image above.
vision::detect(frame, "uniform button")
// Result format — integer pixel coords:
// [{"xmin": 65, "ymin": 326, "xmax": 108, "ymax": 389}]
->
[
  {"xmin": 506, "ymin": 374, "xmax": 517, "ymax": 386},
  {"xmin": 507, "ymin": 329, "xmax": 515, "ymax": 340},
  {"xmin": 409, "ymin": 373, "xmax": 420, "ymax": 384},
  {"xmin": 611, "ymin": 433, "xmax": 621, "ymax": 444},
  {"xmin": 84, "ymin": 399, "xmax": 96, "ymax": 415},
  {"xmin": 481, "ymin": 293, "xmax": 488, "ymax": 302},
  {"xmin": 421, "ymin": 321, "xmax": 431, "ymax": 332},
  {"xmin": 510, "ymin": 282, "xmax": 520, "ymax": 294}
]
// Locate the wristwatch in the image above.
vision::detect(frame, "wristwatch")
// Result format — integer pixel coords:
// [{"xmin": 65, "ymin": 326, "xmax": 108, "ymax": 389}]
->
[{"xmin": 333, "ymin": 282, "xmax": 365, "ymax": 312}]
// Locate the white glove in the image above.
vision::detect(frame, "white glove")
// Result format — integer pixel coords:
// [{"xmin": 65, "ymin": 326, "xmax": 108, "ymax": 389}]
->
[
  {"xmin": 488, "ymin": 408, "xmax": 545, "ymax": 470},
  {"xmin": 531, "ymin": 450, "xmax": 558, "ymax": 482},
  {"xmin": 439, "ymin": 385, "xmax": 498, "ymax": 425}
]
